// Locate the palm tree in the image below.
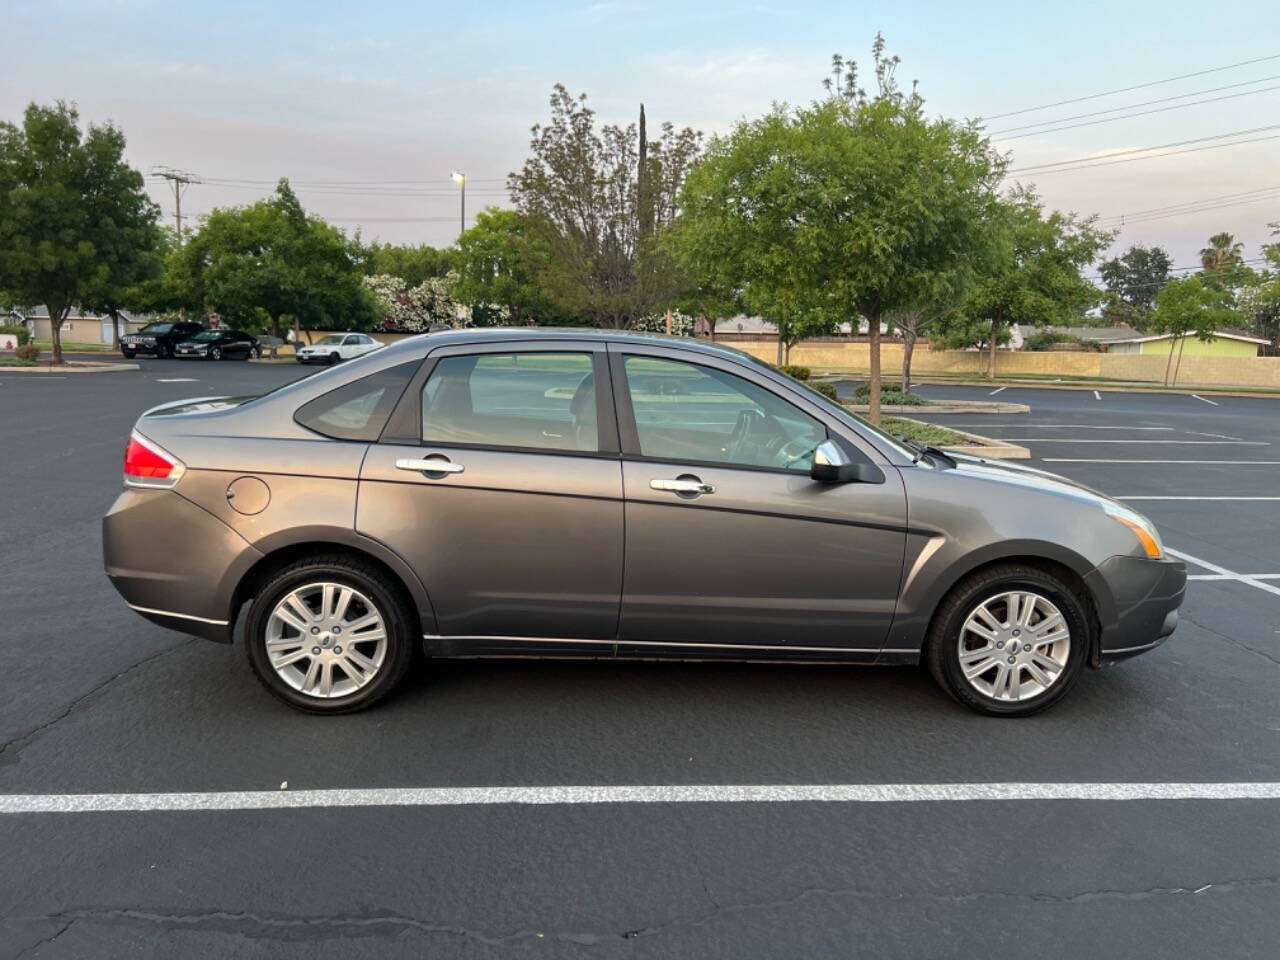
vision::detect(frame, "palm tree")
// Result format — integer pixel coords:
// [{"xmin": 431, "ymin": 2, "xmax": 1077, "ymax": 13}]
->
[{"xmin": 1199, "ymin": 232, "xmax": 1244, "ymax": 273}]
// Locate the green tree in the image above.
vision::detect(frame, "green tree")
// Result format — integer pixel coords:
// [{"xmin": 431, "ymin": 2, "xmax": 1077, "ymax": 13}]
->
[
  {"xmin": 174, "ymin": 180, "xmax": 378, "ymax": 337},
  {"xmin": 0, "ymin": 101, "xmax": 161, "ymax": 363},
  {"xmin": 363, "ymin": 242, "xmax": 455, "ymax": 285},
  {"xmin": 1098, "ymin": 244, "xmax": 1172, "ymax": 330},
  {"xmin": 672, "ymin": 36, "xmax": 1005, "ymax": 422},
  {"xmin": 1237, "ymin": 243, "xmax": 1280, "ymax": 353},
  {"xmin": 965, "ymin": 187, "xmax": 1112, "ymax": 379},
  {"xmin": 1152, "ymin": 275, "xmax": 1235, "ymax": 386},
  {"xmin": 452, "ymin": 208, "xmax": 553, "ymax": 324},
  {"xmin": 1199, "ymin": 231, "xmax": 1244, "ymax": 274},
  {"xmin": 508, "ymin": 85, "xmax": 702, "ymax": 328}
]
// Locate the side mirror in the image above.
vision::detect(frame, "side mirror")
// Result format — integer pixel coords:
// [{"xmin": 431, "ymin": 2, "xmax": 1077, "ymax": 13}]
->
[{"xmin": 810, "ymin": 439, "xmax": 883, "ymax": 484}]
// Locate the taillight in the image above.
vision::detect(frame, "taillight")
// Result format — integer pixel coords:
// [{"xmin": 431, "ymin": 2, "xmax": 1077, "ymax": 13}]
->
[{"xmin": 123, "ymin": 431, "xmax": 186, "ymax": 488}]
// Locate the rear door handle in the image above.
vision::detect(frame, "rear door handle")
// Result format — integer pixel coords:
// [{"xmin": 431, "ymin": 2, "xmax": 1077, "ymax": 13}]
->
[
  {"xmin": 396, "ymin": 457, "xmax": 465, "ymax": 475},
  {"xmin": 650, "ymin": 478, "xmax": 715, "ymax": 495}
]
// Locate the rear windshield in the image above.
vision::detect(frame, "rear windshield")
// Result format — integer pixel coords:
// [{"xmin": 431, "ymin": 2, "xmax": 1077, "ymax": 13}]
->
[{"xmin": 139, "ymin": 323, "xmax": 173, "ymax": 334}]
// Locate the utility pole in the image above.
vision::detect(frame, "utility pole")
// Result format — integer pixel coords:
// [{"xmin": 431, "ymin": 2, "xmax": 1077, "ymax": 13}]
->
[{"xmin": 150, "ymin": 166, "xmax": 201, "ymax": 245}]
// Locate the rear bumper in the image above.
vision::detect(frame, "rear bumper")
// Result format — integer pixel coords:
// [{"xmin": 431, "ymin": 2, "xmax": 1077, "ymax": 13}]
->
[
  {"xmin": 1086, "ymin": 556, "xmax": 1187, "ymax": 662},
  {"xmin": 103, "ymin": 487, "xmax": 263, "ymax": 642}
]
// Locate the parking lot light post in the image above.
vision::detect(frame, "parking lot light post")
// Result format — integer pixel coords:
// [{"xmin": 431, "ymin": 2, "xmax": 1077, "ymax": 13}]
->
[{"xmin": 452, "ymin": 170, "xmax": 466, "ymax": 237}]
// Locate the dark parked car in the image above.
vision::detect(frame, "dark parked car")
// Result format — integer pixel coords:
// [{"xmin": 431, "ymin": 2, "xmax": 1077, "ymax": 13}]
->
[
  {"xmin": 175, "ymin": 329, "xmax": 260, "ymax": 361},
  {"xmin": 103, "ymin": 330, "xmax": 1185, "ymax": 716},
  {"xmin": 121, "ymin": 321, "xmax": 205, "ymax": 359}
]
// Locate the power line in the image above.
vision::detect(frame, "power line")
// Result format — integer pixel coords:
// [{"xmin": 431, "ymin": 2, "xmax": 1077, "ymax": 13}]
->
[
  {"xmin": 1099, "ymin": 186, "xmax": 1280, "ymax": 226},
  {"xmin": 983, "ymin": 52, "xmax": 1280, "ymax": 120},
  {"xmin": 990, "ymin": 82, "xmax": 1280, "ymax": 140},
  {"xmin": 1006, "ymin": 124, "xmax": 1280, "ymax": 175}
]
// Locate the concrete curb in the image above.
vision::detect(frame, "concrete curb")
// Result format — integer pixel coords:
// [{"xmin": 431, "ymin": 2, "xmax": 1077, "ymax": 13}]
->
[
  {"xmin": 0, "ymin": 361, "xmax": 140, "ymax": 374},
  {"xmin": 844, "ymin": 401, "xmax": 1030, "ymax": 414},
  {"xmin": 886, "ymin": 416, "xmax": 1031, "ymax": 460}
]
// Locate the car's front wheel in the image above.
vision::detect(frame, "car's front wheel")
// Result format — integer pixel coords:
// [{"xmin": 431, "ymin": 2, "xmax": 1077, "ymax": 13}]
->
[
  {"xmin": 328, "ymin": 352, "xmax": 340, "ymax": 365},
  {"xmin": 925, "ymin": 564, "xmax": 1090, "ymax": 717},
  {"xmin": 244, "ymin": 556, "xmax": 416, "ymax": 713},
  {"xmin": 155, "ymin": 343, "xmax": 172, "ymax": 359},
  {"xmin": 122, "ymin": 349, "xmax": 136, "ymax": 359},
  {"xmin": 210, "ymin": 346, "xmax": 223, "ymax": 360}
]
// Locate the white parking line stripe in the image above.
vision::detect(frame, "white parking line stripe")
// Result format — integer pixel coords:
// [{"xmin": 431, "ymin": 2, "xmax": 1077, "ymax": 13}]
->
[
  {"xmin": 1042, "ymin": 459, "xmax": 1280, "ymax": 465},
  {"xmin": 4, "ymin": 782, "xmax": 1280, "ymax": 814},
  {"xmin": 1188, "ymin": 574, "xmax": 1280, "ymax": 581},
  {"xmin": 1192, "ymin": 394, "xmax": 1220, "ymax": 406},
  {"xmin": 1093, "ymin": 390, "xmax": 1102, "ymax": 400},
  {"xmin": 1166, "ymin": 548, "xmax": 1280, "ymax": 598},
  {"xmin": 156, "ymin": 378, "xmax": 199, "ymax": 383},
  {"xmin": 989, "ymin": 386, "xmax": 1007, "ymax": 395},
  {"xmin": 1119, "ymin": 496, "xmax": 1280, "ymax": 501},
  {"xmin": 1005, "ymin": 440, "xmax": 1266, "ymax": 445}
]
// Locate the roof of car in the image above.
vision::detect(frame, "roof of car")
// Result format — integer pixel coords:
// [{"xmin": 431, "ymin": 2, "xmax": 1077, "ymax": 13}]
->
[{"xmin": 379, "ymin": 327, "xmax": 764, "ymax": 365}]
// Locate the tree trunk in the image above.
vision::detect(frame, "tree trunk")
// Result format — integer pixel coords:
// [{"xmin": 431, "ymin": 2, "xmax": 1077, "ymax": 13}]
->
[
  {"xmin": 867, "ymin": 311, "xmax": 882, "ymax": 426},
  {"xmin": 1171, "ymin": 334, "xmax": 1188, "ymax": 386},
  {"xmin": 987, "ymin": 321, "xmax": 998, "ymax": 381},
  {"xmin": 702, "ymin": 314, "xmax": 714, "ymax": 341},
  {"xmin": 901, "ymin": 327, "xmax": 916, "ymax": 396},
  {"xmin": 775, "ymin": 336, "xmax": 784, "ymax": 366},
  {"xmin": 271, "ymin": 315, "xmax": 281, "ymax": 340},
  {"xmin": 1163, "ymin": 335, "xmax": 1177, "ymax": 386},
  {"xmin": 47, "ymin": 304, "xmax": 66, "ymax": 365},
  {"xmin": 108, "ymin": 307, "xmax": 121, "ymax": 352}
]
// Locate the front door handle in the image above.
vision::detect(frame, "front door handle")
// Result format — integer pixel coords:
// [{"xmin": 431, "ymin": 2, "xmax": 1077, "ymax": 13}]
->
[
  {"xmin": 650, "ymin": 477, "xmax": 715, "ymax": 495},
  {"xmin": 396, "ymin": 457, "xmax": 465, "ymax": 475}
]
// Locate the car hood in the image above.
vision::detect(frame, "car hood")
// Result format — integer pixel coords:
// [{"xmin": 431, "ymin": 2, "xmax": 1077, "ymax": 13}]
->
[{"xmin": 940, "ymin": 451, "xmax": 1119, "ymax": 509}]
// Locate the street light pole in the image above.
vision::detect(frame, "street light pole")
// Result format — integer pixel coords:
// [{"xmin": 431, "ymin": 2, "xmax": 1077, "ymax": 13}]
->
[{"xmin": 451, "ymin": 170, "xmax": 466, "ymax": 237}]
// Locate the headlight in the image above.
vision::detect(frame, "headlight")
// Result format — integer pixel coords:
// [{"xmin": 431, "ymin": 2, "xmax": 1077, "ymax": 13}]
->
[{"xmin": 1104, "ymin": 503, "xmax": 1163, "ymax": 559}]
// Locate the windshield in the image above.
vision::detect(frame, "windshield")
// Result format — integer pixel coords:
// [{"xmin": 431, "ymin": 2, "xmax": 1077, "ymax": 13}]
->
[
  {"xmin": 139, "ymin": 323, "xmax": 173, "ymax": 334},
  {"xmin": 314, "ymin": 335, "xmax": 344, "ymax": 346},
  {"xmin": 192, "ymin": 331, "xmax": 222, "ymax": 341}
]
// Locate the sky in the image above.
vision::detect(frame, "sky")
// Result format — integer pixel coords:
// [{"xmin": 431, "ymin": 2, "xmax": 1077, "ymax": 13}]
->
[{"xmin": 3, "ymin": 0, "xmax": 1279, "ymax": 268}]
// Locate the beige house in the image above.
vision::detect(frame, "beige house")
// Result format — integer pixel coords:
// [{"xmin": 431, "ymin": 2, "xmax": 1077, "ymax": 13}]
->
[{"xmin": 10, "ymin": 308, "xmax": 151, "ymax": 346}]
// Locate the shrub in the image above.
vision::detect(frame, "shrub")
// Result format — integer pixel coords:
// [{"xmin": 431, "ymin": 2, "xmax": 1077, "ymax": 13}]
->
[
  {"xmin": 810, "ymin": 381, "xmax": 838, "ymax": 401},
  {"xmin": 779, "ymin": 364, "xmax": 811, "ymax": 381},
  {"xmin": 14, "ymin": 343, "xmax": 40, "ymax": 362},
  {"xmin": 1022, "ymin": 330, "xmax": 1101, "ymax": 352},
  {"xmin": 853, "ymin": 382, "xmax": 928, "ymax": 406},
  {"xmin": 0, "ymin": 324, "xmax": 31, "ymax": 347}
]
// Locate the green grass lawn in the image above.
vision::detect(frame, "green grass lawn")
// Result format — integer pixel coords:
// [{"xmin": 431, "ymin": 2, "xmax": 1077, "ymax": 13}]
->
[
  {"xmin": 34, "ymin": 339, "xmax": 111, "ymax": 353},
  {"xmin": 0, "ymin": 357, "xmax": 36, "ymax": 367}
]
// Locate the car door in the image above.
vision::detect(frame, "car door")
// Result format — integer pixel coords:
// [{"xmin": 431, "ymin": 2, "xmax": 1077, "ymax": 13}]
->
[
  {"xmin": 610, "ymin": 344, "xmax": 908, "ymax": 657},
  {"xmin": 357, "ymin": 340, "xmax": 624, "ymax": 652}
]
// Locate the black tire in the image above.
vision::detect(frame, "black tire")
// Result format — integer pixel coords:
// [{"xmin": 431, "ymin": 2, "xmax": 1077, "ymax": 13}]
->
[
  {"xmin": 328, "ymin": 352, "xmax": 340, "ymax": 365},
  {"xmin": 210, "ymin": 346, "xmax": 223, "ymax": 360},
  {"xmin": 155, "ymin": 342, "xmax": 172, "ymax": 359},
  {"xmin": 122, "ymin": 350, "xmax": 136, "ymax": 359},
  {"xmin": 244, "ymin": 555, "xmax": 417, "ymax": 714},
  {"xmin": 924, "ymin": 564, "xmax": 1090, "ymax": 717}
]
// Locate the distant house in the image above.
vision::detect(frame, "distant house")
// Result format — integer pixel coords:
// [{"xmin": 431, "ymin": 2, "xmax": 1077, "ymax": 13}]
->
[
  {"xmin": 1013, "ymin": 324, "xmax": 1267, "ymax": 357},
  {"xmin": 7, "ymin": 307, "xmax": 154, "ymax": 345}
]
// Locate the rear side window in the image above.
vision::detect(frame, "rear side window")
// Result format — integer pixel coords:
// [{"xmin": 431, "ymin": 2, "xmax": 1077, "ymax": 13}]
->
[
  {"xmin": 420, "ymin": 352, "xmax": 598, "ymax": 453},
  {"xmin": 295, "ymin": 362, "xmax": 419, "ymax": 441}
]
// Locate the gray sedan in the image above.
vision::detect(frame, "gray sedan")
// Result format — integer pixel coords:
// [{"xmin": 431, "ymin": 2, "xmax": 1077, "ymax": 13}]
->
[{"xmin": 103, "ymin": 330, "xmax": 1185, "ymax": 716}]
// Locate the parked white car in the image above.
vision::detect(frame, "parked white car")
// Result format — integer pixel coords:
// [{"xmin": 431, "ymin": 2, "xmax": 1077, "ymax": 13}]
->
[{"xmin": 295, "ymin": 333, "xmax": 384, "ymax": 365}]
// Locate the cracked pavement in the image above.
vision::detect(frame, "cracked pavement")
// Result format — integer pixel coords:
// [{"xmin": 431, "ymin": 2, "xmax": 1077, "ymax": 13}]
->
[{"xmin": 3, "ymin": 365, "xmax": 1280, "ymax": 958}]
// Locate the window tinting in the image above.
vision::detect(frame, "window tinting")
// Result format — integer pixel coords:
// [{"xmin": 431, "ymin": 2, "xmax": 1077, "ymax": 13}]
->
[
  {"xmin": 622, "ymin": 356, "xmax": 825, "ymax": 472},
  {"xmin": 294, "ymin": 362, "xmax": 419, "ymax": 441},
  {"xmin": 421, "ymin": 352, "xmax": 598, "ymax": 452}
]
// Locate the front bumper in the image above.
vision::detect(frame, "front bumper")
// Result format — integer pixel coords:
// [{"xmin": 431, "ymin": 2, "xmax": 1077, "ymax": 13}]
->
[
  {"xmin": 1086, "ymin": 556, "xmax": 1187, "ymax": 662},
  {"xmin": 122, "ymin": 341, "xmax": 158, "ymax": 354},
  {"xmin": 103, "ymin": 487, "xmax": 263, "ymax": 642}
]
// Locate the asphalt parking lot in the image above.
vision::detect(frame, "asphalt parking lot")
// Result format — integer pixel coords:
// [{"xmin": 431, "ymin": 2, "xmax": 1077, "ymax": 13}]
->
[{"xmin": 2, "ymin": 360, "xmax": 1280, "ymax": 958}]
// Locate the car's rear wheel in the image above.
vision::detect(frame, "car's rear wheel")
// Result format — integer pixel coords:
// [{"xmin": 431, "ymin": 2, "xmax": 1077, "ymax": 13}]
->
[
  {"xmin": 925, "ymin": 564, "xmax": 1089, "ymax": 717},
  {"xmin": 245, "ymin": 556, "xmax": 416, "ymax": 713}
]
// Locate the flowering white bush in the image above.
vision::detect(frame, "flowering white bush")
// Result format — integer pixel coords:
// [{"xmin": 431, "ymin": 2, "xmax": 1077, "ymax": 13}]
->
[
  {"xmin": 364, "ymin": 273, "xmax": 468, "ymax": 331},
  {"xmin": 632, "ymin": 310, "xmax": 696, "ymax": 336}
]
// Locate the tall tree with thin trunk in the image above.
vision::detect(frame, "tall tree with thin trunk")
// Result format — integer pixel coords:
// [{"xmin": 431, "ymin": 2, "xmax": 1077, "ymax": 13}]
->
[
  {"xmin": 0, "ymin": 101, "xmax": 160, "ymax": 363},
  {"xmin": 672, "ymin": 36, "xmax": 1005, "ymax": 423}
]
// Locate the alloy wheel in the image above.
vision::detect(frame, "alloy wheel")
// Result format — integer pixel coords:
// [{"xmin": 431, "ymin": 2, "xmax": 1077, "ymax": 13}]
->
[
  {"xmin": 265, "ymin": 581, "xmax": 388, "ymax": 699},
  {"xmin": 957, "ymin": 591, "xmax": 1071, "ymax": 702}
]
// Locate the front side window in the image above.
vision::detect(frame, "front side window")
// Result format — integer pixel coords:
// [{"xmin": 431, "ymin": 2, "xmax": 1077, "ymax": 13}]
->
[
  {"xmin": 622, "ymin": 355, "xmax": 825, "ymax": 472},
  {"xmin": 421, "ymin": 352, "xmax": 598, "ymax": 453}
]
